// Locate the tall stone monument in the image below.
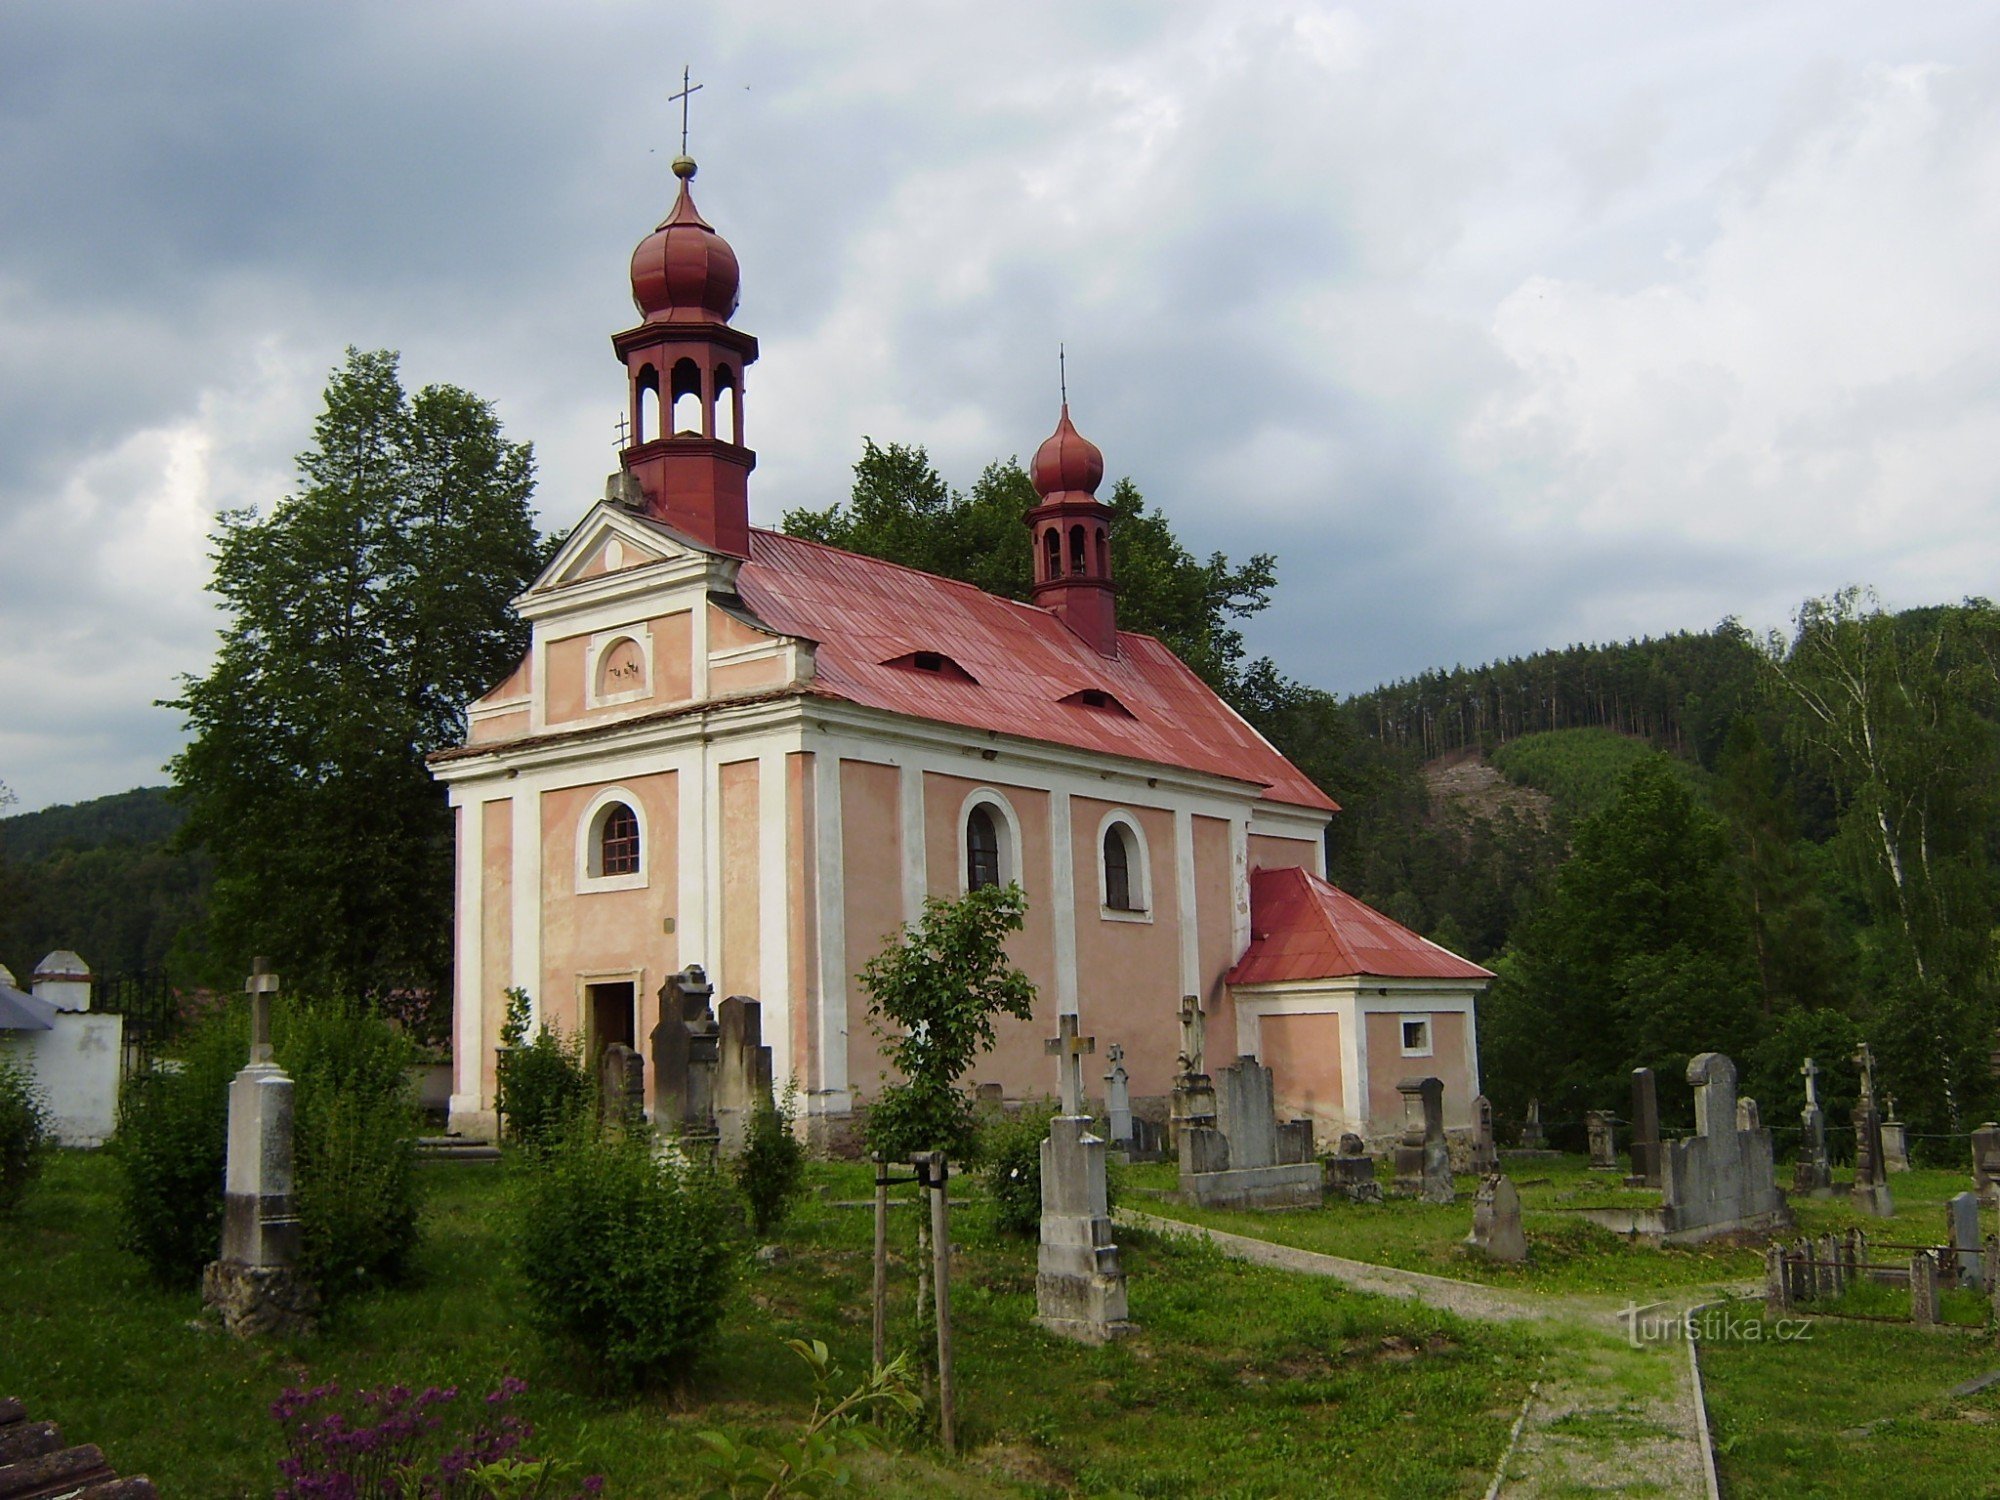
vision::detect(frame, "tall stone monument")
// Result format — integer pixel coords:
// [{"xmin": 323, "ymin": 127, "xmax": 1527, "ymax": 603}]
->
[
  {"xmin": 1037, "ymin": 1014, "xmax": 1132, "ymax": 1344},
  {"xmin": 1660, "ymin": 1052, "xmax": 1793, "ymax": 1243},
  {"xmin": 1168, "ymin": 993, "xmax": 1216, "ymax": 1151},
  {"xmin": 1851, "ymin": 1042, "xmax": 1894, "ymax": 1218},
  {"xmin": 201, "ymin": 959, "xmax": 317, "ymax": 1337},
  {"xmin": 1470, "ymin": 1094, "xmax": 1498, "ymax": 1174},
  {"xmin": 1793, "ymin": 1057, "xmax": 1834, "ymax": 1197},
  {"xmin": 1586, "ymin": 1110, "xmax": 1618, "ymax": 1171},
  {"xmin": 1178, "ymin": 1056, "xmax": 1319, "ymax": 1208},
  {"xmin": 713, "ymin": 994, "xmax": 775, "ymax": 1155},
  {"xmin": 1880, "ymin": 1094, "xmax": 1911, "ymax": 1173},
  {"xmin": 652, "ymin": 964, "xmax": 720, "ymax": 1150},
  {"xmin": 1103, "ymin": 1043, "xmax": 1133, "ymax": 1148},
  {"xmin": 1393, "ymin": 1076, "xmax": 1454, "ymax": 1204},
  {"xmin": 1626, "ymin": 1067, "xmax": 1662, "ymax": 1188}
]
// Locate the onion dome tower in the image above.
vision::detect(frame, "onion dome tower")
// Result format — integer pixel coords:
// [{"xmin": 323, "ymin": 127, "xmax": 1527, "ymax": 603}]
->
[
  {"xmin": 612, "ymin": 154, "xmax": 758, "ymax": 555},
  {"xmin": 1026, "ymin": 402, "xmax": 1118, "ymax": 656}
]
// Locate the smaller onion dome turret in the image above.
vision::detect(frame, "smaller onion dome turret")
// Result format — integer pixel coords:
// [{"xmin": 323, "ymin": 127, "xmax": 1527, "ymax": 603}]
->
[
  {"xmin": 1031, "ymin": 404, "xmax": 1106, "ymax": 501},
  {"xmin": 629, "ymin": 157, "xmax": 741, "ymax": 324}
]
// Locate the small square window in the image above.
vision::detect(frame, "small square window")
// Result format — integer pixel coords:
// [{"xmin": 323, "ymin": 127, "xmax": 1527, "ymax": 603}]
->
[{"xmin": 1400, "ymin": 1018, "xmax": 1431, "ymax": 1057}]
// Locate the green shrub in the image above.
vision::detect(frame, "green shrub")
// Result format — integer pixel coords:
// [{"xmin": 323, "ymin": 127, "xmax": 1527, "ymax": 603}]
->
[
  {"xmin": 496, "ymin": 1017, "xmax": 593, "ymax": 1150},
  {"xmin": 115, "ymin": 999, "xmax": 420, "ymax": 1299},
  {"xmin": 735, "ymin": 1081, "xmax": 807, "ymax": 1239},
  {"xmin": 284, "ymin": 999, "xmax": 421, "ymax": 1296},
  {"xmin": 0, "ymin": 1050, "xmax": 53, "ymax": 1214},
  {"xmin": 983, "ymin": 1100, "xmax": 1057, "ymax": 1237},
  {"xmin": 517, "ymin": 1118, "xmax": 740, "ymax": 1386},
  {"xmin": 115, "ymin": 1006, "xmax": 246, "ymax": 1283}
]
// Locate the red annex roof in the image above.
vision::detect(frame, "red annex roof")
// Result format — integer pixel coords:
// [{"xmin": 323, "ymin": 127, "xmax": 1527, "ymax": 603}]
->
[
  {"xmin": 1228, "ymin": 866, "xmax": 1494, "ymax": 985},
  {"xmin": 734, "ymin": 527, "xmax": 1335, "ymax": 812}
]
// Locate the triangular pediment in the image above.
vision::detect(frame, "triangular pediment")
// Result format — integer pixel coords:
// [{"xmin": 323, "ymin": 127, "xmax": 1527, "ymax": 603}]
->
[{"xmin": 527, "ymin": 503, "xmax": 723, "ymax": 600}]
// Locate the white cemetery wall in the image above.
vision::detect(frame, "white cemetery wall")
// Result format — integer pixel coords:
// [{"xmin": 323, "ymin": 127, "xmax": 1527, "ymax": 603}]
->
[{"xmin": 4, "ymin": 1012, "xmax": 123, "ymax": 1146}]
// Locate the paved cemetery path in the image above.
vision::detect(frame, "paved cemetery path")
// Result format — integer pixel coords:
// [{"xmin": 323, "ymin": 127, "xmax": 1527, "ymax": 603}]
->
[{"xmin": 1118, "ymin": 1209, "xmax": 1722, "ymax": 1498}]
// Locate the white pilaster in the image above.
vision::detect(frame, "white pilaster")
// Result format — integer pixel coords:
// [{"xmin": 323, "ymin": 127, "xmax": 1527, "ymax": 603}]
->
[
  {"xmin": 812, "ymin": 751, "xmax": 851, "ymax": 1108},
  {"xmin": 450, "ymin": 796, "xmax": 483, "ymax": 1114},
  {"xmin": 511, "ymin": 790, "xmax": 541, "ymax": 1019},
  {"xmin": 1229, "ymin": 816, "xmax": 1251, "ymax": 960},
  {"xmin": 899, "ymin": 762, "xmax": 927, "ymax": 923},
  {"xmin": 1174, "ymin": 808, "xmax": 1200, "ymax": 999},
  {"xmin": 1050, "ymin": 790, "xmax": 1078, "ymax": 1015},
  {"xmin": 758, "ymin": 749, "xmax": 793, "ymax": 1090}
]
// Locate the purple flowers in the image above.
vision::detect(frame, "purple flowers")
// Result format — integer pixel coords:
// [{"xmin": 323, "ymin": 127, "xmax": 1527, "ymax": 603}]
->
[{"xmin": 272, "ymin": 1379, "xmax": 602, "ymax": 1498}]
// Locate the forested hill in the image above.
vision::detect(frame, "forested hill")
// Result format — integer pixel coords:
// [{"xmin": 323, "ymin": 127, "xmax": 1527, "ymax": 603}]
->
[
  {"xmin": 1343, "ymin": 623, "xmax": 1764, "ymax": 766},
  {"xmin": 0, "ymin": 787, "xmax": 206, "ymax": 980}
]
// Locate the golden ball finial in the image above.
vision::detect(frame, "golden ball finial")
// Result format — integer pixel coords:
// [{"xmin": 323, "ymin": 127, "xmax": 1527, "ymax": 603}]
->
[{"xmin": 672, "ymin": 155, "xmax": 698, "ymax": 180}]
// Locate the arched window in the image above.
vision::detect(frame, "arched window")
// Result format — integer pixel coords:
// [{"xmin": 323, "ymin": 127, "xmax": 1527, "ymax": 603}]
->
[
  {"xmin": 1103, "ymin": 825, "xmax": 1132, "ymax": 910},
  {"xmin": 599, "ymin": 803, "xmax": 640, "ymax": 876},
  {"xmin": 1095, "ymin": 527, "xmax": 1108, "ymax": 577},
  {"xmin": 635, "ymin": 365, "xmax": 660, "ymax": 444},
  {"xmin": 1069, "ymin": 523, "xmax": 1086, "ymax": 575},
  {"xmin": 967, "ymin": 806, "xmax": 1000, "ymax": 891},
  {"xmin": 670, "ymin": 357, "xmax": 704, "ymax": 435},
  {"xmin": 1043, "ymin": 527, "xmax": 1061, "ymax": 582},
  {"xmin": 713, "ymin": 364, "xmax": 739, "ymax": 444}
]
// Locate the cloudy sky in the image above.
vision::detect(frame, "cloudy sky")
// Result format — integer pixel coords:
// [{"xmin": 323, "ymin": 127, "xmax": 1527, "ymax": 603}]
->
[{"xmin": 5, "ymin": 2, "xmax": 1999, "ymax": 812}]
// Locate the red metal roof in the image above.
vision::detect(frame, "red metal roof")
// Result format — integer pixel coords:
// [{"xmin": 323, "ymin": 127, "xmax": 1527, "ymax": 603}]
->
[
  {"xmin": 734, "ymin": 528, "xmax": 1336, "ymax": 812},
  {"xmin": 1229, "ymin": 866, "xmax": 1493, "ymax": 985}
]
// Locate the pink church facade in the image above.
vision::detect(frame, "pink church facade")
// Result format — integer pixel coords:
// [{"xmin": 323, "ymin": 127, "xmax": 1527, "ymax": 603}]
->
[{"xmin": 432, "ymin": 154, "xmax": 1488, "ymax": 1146}]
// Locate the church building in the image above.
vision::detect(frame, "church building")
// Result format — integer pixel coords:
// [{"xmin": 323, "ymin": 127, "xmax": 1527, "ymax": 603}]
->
[{"xmin": 430, "ymin": 151, "xmax": 1491, "ymax": 1146}]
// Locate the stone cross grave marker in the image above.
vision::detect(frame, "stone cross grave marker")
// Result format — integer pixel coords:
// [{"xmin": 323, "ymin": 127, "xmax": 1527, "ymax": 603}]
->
[
  {"xmin": 1176, "ymin": 993, "xmax": 1205, "ymax": 1079},
  {"xmin": 1660, "ymin": 1051, "xmax": 1793, "ymax": 1242},
  {"xmin": 1470, "ymin": 1094, "xmax": 1498, "ymax": 1174},
  {"xmin": 1794, "ymin": 1057, "xmax": 1833, "ymax": 1196},
  {"xmin": 1104, "ymin": 1043, "xmax": 1132, "ymax": 1146},
  {"xmin": 1046, "ymin": 1013, "xmax": 1095, "ymax": 1118},
  {"xmin": 1627, "ymin": 1067, "xmax": 1662, "ymax": 1188},
  {"xmin": 1851, "ymin": 1041, "xmax": 1894, "ymax": 1216},
  {"xmin": 1880, "ymin": 1091, "xmax": 1911, "ymax": 1173}
]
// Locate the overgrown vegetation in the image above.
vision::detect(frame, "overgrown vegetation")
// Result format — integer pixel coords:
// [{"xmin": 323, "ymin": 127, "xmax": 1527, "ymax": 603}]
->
[
  {"xmin": 514, "ymin": 1117, "xmax": 742, "ymax": 1388},
  {"xmin": 736, "ymin": 1081, "xmax": 808, "ymax": 1239},
  {"xmin": 859, "ymin": 883, "xmax": 1037, "ymax": 1165},
  {"xmin": 0, "ymin": 1050, "xmax": 52, "ymax": 1214},
  {"xmin": 981, "ymin": 1100, "xmax": 1059, "ymax": 1237},
  {"xmin": 495, "ymin": 991, "xmax": 593, "ymax": 1150}
]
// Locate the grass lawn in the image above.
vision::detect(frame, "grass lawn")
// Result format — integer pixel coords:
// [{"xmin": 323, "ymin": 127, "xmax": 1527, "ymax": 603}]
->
[
  {"xmin": 1121, "ymin": 1159, "xmax": 1995, "ymax": 1301},
  {"xmin": 1700, "ymin": 1312, "xmax": 2000, "ymax": 1498},
  {"xmin": 1, "ymin": 1150, "xmax": 1547, "ymax": 1498}
]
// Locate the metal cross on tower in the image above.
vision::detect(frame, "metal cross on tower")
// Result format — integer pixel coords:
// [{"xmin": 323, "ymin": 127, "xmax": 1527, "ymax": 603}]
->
[
  {"xmin": 1046, "ymin": 1012, "xmax": 1096, "ymax": 1117},
  {"xmin": 614, "ymin": 412, "xmax": 631, "ymax": 448},
  {"xmin": 670, "ymin": 66, "xmax": 704, "ymax": 157},
  {"xmin": 246, "ymin": 955, "xmax": 280, "ymax": 1064}
]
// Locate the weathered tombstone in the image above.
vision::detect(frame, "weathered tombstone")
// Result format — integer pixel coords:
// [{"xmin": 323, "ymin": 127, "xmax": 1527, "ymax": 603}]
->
[
  {"xmin": 1324, "ymin": 1132, "xmax": 1383, "ymax": 1203},
  {"xmin": 1852, "ymin": 1043, "xmax": 1894, "ymax": 1218},
  {"xmin": 1104, "ymin": 1044, "xmax": 1133, "ymax": 1148},
  {"xmin": 1659, "ymin": 1052, "xmax": 1793, "ymax": 1243},
  {"xmin": 1626, "ymin": 1068, "xmax": 1662, "ymax": 1188},
  {"xmin": 1794, "ymin": 1057, "xmax": 1834, "ymax": 1197},
  {"xmin": 714, "ymin": 995, "xmax": 776, "ymax": 1155},
  {"xmin": 1393, "ymin": 1076, "xmax": 1454, "ymax": 1205},
  {"xmin": 1911, "ymin": 1250, "xmax": 1939, "ymax": 1327},
  {"xmin": 1736, "ymin": 1096, "xmax": 1761, "ymax": 1132},
  {"xmin": 1037, "ymin": 1014, "xmax": 1132, "ymax": 1343},
  {"xmin": 975, "ymin": 1082, "xmax": 1005, "ymax": 1111},
  {"xmin": 652, "ymin": 964, "xmax": 720, "ymax": 1148},
  {"xmin": 598, "ymin": 1043, "xmax": 645, "ymax": 1127},
  {"xmin": 1764, "ymin": 1243, "xmax": 1790, "ymax": 1316},
  {"xmin": 1817, "ymin": 1232, "xmax": 1843, "ymax": 1297},
  {"xmin": 1470, "ymin": 1094, "xmax": 1498, "ymax": 1175},
  {"xmin": 1973, "ymin": 1124, "xmax": 2000, "ymax": 1204},
  {"xmin": 1168, "ymin": 994, "xmax": 1216, "ymax": 1151},
  {"xmin": 1880, "ymin": 1094, "xmax": 1911, "ymax": 1173},
  {"xmin": 1520, "ymin": 1098, "xmax": 1547, "ymax": 1150},
  {"xmin": 1586, "ymin": 1110, "xmax": 1618, "ymax": 1171},
  {"xmin": 1465, "ymin": 1173, "xmax": 1527, "ymax": 1262},
  {"xmin": 1178, "ymin": 1056, "xmax": 1319, "ymax": 1208},
  {"xmin": 1986, "ymin": 1235, "xmax": 2000, "ymax": 1329},
  {"xmin": 201, "ymin": 960, "xmax": 318, "ymax": 1338},
  {"xmin": 1948, "ymin": 1192, "xmax": 1984, "ymax": 1291}
]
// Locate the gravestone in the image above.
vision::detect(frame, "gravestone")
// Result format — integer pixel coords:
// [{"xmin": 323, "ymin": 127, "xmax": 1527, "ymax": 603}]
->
[
  {"xmin": 1851, "ymin": 1042, "xmax": 1894, "ymax": 1218},
  {"xmin": 1911, "ymin": 1251, "xmax": 1939, "ymax": 1327},
  {"xmin": 201, "ymin": 960, "xmax": 318, "ymax": 1338},
  {"xmin": 1465, "ymin": 1173, "xmax": 1527, "ymax": 1262},
  {"xmin": 1627, "ymin": 1068, "xmax": 1662, "ymax": 1188},
  {"xmin": 975, "ymin": 1082, "xmax": 1005, "ymax": 1111},
  {"xmin": 1104, "ymin": 1044, "xmax": 1133, "ymax": 1148},
  {"xmin": 1168, "ymin": 994, "xmax": 1216, "ymax": 1151},
  {"xmin": 1470, "ymin": 1095, "xmax": 1498, "ymax": 1174},
  {"xmin": 1736, "ymin": 1097, "xmax": 1761, "ymax": 1132},
  {"xmin": 1794, "ymin": 1057, "xmax": 1834, "ymax": 1197},
  {"xmin": 1586, "ymin": 1110, "xmax": 1618, "ymax": 1171},
  {"xmin": 1393, "ymin": 1076, "xmax": 1454, "ymax": 1205},
  {"xmin": 652, "ymin": 964, "xmax": 720, "ymax": 1147},
  {"xmin": 1659, "ymin": 1052, "xmax": 1793, "ymax": 1243},
  {"xmin": 1520, "ymin": 1099, "xmax": 1547, "ymax": 1150},
  {"xmin": 1324, "ymin": 1132, "xmax": 1382, "ymax": 1203},
  {"xmin": 1973, "ymin": 1123, "xmax": 2000, "ymax": 1205},
  {"xmin": 714, "ymin": 995, "xmax": 776, "ymax": 1155},
  {"xmin": 598, "ymin": 1043, "xmax": 645, "ymax": 1127},
  {"xmin": 1880, "ymin": 1094, "xmax": 1911, "ymax": 1173},
  {"xmin": 1037, "ymin": 1014, "xmax": 1132, "ymax": 1343},
  {"xmin": 1947, "ymin": 1192, "xmax": 1984, "ymax": 1291},
  {"xmin": 1177, "ymin": 1056, "xmax": 1319, "ymax": 1208}
]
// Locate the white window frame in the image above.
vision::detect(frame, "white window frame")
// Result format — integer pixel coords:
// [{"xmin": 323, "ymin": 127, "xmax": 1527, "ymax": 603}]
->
[
  {"xmin": 585, "ymin": 626, "xmax": 654, "ymax": 709},
  {"xmin": 1094, "ymin": 808, "xmax": 1153, "ymax": 923},
  {"xmin": 1399, "ymin": 1014, "xmax": 1433, "ymax": 1058},
  {"xmin": 576, "ymin": 785, "xmax": 649, "ymax": 893},
  {"xmin": 956, "ymin": 787, "xmax": 1022, "ymax": 895}
]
